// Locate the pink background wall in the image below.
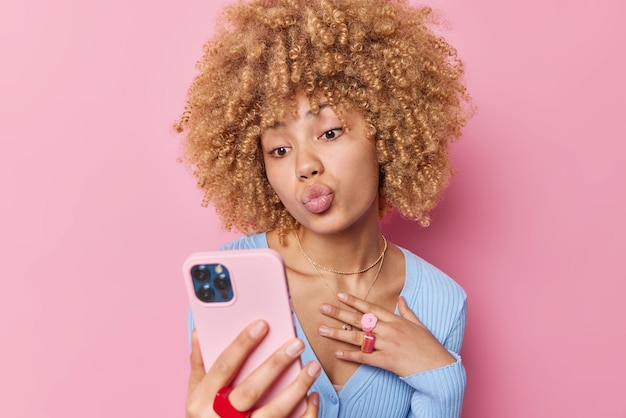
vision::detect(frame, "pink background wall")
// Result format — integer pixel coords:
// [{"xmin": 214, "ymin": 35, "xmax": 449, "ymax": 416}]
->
[{"xmin": 1, "ymin": 0, "xmax": 624, "ymax": 416}]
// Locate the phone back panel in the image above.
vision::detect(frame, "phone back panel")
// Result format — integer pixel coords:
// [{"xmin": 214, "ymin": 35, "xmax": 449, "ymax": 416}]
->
[{"xmin": 183, "ymin": 249, "xmax": 304, "ymax": 413}]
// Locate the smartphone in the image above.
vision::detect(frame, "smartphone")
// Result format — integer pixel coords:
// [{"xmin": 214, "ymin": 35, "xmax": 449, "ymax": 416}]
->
[{"xmin": 183, "ymin": 248, "xmax": 305, "ymax": 415}]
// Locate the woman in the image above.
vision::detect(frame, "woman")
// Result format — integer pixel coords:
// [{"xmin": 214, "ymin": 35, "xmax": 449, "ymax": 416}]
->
[{"xmin": 177, "ymin": 0, "xmax": 471, "ymax": 416}]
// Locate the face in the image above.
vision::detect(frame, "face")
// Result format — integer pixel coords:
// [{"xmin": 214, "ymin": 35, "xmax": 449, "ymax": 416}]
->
[{"xmin": 260, "ymin": 91, "xmax": 380, "ymax": 235}]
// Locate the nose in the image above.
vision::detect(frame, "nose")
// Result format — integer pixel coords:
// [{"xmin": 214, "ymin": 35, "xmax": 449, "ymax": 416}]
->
[{"xmin": 296, "ymin": 145, "xmax": 323, "ymax": 180}]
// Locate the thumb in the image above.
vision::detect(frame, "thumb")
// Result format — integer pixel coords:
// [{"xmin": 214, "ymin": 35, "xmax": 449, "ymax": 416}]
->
[
  {"xmin": 301, "ymin": 392, "xmax": 320, "ymax": 418},
  {"xmin": 187, "ymin": 328, "xmax": 206, "ymax": 393},
  {"xmin": 398, "ymin": 296, "xmax": 423, "ymax": 326}
]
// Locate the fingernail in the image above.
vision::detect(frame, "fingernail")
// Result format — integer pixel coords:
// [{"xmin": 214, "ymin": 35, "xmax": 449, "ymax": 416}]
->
[
  {"xmin": 335, "ymin": 350, "xmax": 344, "ymax": 358},
  {"xmin": 307, "ymin": 362, "xmax": 321, "ymax": 377},
  {"xmin": 249, "ymin": 321, "xmax": 266, "ymax": 338},
  {"xmin": 320, "ymin": 304, "xmax": 332, "ymax": 314},
  {"xmin": 285, "ymin": 339, "xmax": 304, "ymax": 357},
  {"xmin": 318, "ymin": 326, "xmax": 330, "ymax": 336},
  {"xmin": 337, "ymin": 293, "xmax": 348, "ymax": 301},
  {"xmin": 310, "ymin": 392, "xmax": 319, "ymax": 406}
]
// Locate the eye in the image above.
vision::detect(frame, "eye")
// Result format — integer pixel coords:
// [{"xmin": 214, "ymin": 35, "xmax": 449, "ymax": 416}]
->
[
  {"xmin": 319, "ymin": 128, "xmax": 343, "ymax": 141},
  {"xmin": 269, "ymin": 146, "xmax": 290, "ymax": 157}
]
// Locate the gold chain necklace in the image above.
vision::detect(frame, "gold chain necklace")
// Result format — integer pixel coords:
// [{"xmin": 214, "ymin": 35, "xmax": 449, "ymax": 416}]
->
[
  {"xmin": 294, "ymin": 233, "xmax": 387, "ymax": 275},
  {"xmin": 293, "ymin": 231, "xmax": 387, "ymax": 330}
]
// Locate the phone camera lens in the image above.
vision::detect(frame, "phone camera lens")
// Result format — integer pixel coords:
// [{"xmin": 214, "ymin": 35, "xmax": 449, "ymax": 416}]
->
[
  {"xmin": 214, "ymin": 276, "xmax": 229, "ymax": 291},
  {"xmin": 198, "ymin": 285, "xmax": 215, "ymax": 302},
  {"xmin": 192, "ymin": 268, "xmax": 210, "ymax": 282}
]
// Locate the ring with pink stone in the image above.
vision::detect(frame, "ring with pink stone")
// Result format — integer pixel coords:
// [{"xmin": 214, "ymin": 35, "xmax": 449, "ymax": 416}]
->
[{"xmin": 361, "ymin": 313, "xmax": 378, "ymax": 332}]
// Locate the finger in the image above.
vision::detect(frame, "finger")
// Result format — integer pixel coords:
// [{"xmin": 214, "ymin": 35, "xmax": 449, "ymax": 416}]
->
[
  {"xmin": 301, "ymin": 392, "xmax": 320, "ymax": 418},
  {"xmin": 254, "ymin": 362, "xmax": 322, "ymax": 418},
  {"xmin": 319, "ymin": 324, "xmax": 368, "ymax": 347},
  {"xmin": 229, "ymin": 338, "xmax": 305, "ymax": 411},
  {"xmin": 397, "ymin": 296, "xmax": 423, "ymax": 326},
  {"xmin": 334, "ymin": 347, "xmax": 384, "ymax": 369},
  {"xmin": 187, "ymin": 329, "xmax": 206, "ymax": 393},
  {"xmin": 319, "ymin": 303, "xmax": 363, "ymax": 329},
  {"xmin": 204, "ymin": 320, "xmax": 269, "ymax": 389},
  {"xmin": 187, "ymin": 322, "xmax": 267, "ymax": 418},
  {"xmin": 336, "ymin": 292, "xmax": 396, "ymax": 322}
]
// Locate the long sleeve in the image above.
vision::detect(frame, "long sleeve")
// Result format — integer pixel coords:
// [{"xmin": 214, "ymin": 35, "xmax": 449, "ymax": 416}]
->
[{"xmin": 402, "ymin": 301, "xmax": 467, "ymax": 417}]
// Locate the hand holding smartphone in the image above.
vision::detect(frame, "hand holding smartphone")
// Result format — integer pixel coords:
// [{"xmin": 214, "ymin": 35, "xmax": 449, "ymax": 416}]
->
[{"xmin": 183, "ymin": 249, "xmax": 306, "ymax": 416}]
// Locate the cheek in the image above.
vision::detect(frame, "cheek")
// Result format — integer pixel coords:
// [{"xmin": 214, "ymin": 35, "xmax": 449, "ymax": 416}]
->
[
  {"xmin": 264, "ymin": 165, "xmax": 290, "ymax": 200},
  {"xmin": 359, "ymin": 151, "xmax": 381, "ymax": 192},
  {"xmin": 264, "ymin": 168, "xmax": 278, "ymax": 193},
  {"xmin": 351, "ymin": 146, "xmax": 379, "ymax": 178},
  {"xmin": 262, "ymin": 154, "xmax": 280, "ymax": 186}
]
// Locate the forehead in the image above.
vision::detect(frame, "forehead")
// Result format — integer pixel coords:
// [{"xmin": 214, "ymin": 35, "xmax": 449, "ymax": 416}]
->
[{"xmin": 260, "ymin": 92, "xmax": 341, "ymax": 129}]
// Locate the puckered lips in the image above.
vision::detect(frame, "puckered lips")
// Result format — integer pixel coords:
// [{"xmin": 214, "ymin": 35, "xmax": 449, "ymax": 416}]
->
[{"xmin": 302, "ymin": 184, "xmax": 334, "ymax": 214}]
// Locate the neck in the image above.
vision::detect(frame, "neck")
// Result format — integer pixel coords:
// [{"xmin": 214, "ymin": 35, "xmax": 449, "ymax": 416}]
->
[{"xmin": 293, "ymin": 227, "xmax": 385, "ymax": 275}]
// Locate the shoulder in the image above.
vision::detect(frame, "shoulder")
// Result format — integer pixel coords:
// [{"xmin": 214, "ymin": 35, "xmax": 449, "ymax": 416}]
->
[
  {"xmin": 398, "ymin": 247, "xmax": 467, "ymax": 344},
  {"xmin": 400, "ymin": 247, "xmax": 466, "ymax": 312},
  {"xmin": 218, "ymin": 232, "xmax": 269, "ymax": 251},
  {"xmin": 401, "ymin": 248, "xmax": 467, "ymax": 301}
]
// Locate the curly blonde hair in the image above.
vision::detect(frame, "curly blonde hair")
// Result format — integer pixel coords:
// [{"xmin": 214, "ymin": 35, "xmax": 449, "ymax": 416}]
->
[{"xmin": 175, "ymin": 0, "xmax": 471, "ymax": 237}]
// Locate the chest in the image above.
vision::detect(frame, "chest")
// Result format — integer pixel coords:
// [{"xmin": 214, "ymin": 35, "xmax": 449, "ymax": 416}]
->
[{"xmin": 287, "ymin": 270, "xmax": 403, "ymax": 385}]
